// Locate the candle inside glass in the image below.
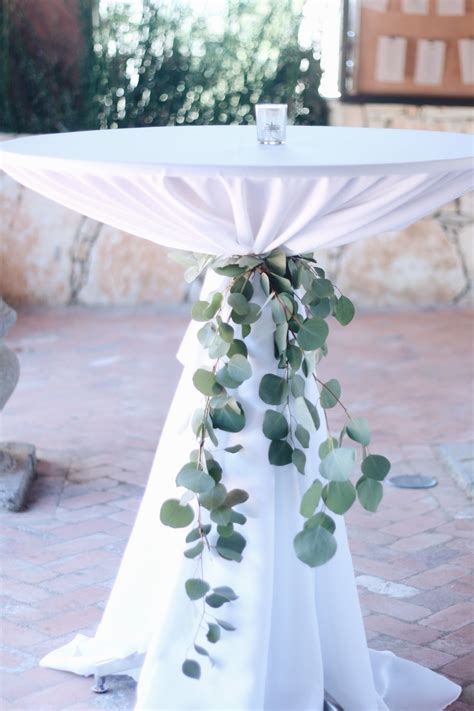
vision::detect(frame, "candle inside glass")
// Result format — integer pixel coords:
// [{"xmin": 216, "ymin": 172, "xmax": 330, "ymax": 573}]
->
[{"xmin": 255, "ymin": 104, "xmax": 288, "ymax": 144}]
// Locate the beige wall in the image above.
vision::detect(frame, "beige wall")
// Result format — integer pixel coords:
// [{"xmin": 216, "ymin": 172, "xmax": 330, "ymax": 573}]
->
[{"xmin": 1, "ymin": 102, "xmax": 472, "ymax": 308}]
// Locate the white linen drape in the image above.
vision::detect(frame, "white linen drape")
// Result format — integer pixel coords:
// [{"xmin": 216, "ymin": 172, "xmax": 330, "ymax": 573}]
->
[{"xmin": 2, "ymin": 126, "xmax": 471, "ymax": 710}]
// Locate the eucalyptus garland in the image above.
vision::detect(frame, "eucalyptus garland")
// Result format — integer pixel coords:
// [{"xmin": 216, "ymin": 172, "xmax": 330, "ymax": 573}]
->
[{"xmin": 160, "ymin": 249, "xmax": 391, "ymax": 680}]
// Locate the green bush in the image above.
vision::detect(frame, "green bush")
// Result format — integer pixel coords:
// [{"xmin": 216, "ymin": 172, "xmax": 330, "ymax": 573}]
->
[{"xmin": 0, "ymin": 0, "xmax": 327, "ymax": 133}]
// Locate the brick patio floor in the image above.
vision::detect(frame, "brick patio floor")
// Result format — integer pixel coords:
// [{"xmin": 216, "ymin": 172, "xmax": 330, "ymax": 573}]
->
[{"xmin": 1, "ymin": 306, "xmax": 473, "ymax": 711}]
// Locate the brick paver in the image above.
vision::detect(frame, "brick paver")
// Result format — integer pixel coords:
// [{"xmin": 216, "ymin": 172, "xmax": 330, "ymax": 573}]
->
[{"xmin": 1, "ymin": 306, "xmax": 473, "ymax": 710}]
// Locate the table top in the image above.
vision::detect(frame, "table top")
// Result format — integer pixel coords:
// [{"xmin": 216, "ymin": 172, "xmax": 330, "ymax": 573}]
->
[{"xmin": 2, "ymin": 126, "xmax": 473, "ymax": 177}]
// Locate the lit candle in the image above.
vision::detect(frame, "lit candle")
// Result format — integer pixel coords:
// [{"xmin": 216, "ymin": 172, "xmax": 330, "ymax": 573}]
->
[{"xmin": 255, "ymin": 104, "xmax": 288, "ymax": 145}]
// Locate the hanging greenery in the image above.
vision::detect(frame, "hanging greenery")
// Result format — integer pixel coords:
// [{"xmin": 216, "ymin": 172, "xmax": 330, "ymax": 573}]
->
[{"xmin": 160, "ymin": 249, "xmax": 391, "ymax": 679}]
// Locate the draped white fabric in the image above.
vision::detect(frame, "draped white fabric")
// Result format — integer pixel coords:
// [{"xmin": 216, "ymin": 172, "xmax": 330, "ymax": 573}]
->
[{"xmin": 2, "ymin": 126, "xmax": 471, "ymax": 710}]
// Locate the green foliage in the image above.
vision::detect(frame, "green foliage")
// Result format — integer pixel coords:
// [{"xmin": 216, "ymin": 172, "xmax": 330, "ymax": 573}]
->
[
  {"xmin": 159, "ymin": 248, "xmax": 391, "ymax": 680},
  {"xmin": 1, "ymin": 0, "xmax": 328, "ymax": 134}
]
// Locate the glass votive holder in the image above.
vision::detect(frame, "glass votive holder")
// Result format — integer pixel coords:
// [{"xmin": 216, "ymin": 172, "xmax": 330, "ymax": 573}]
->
[{"xmin": 255, "ymin": 104, "xmax": 287, "ymax": 144}]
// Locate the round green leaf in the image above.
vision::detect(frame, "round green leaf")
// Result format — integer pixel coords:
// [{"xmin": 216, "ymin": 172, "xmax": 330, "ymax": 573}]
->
[
  {"xmin": 305, "ymin": 511, "xmax": 336, "ymax": 533},
  {"xmin": 268, "ymin": 440, "xmax": 293, "ymax": 466},
  {"xmin": 194, "ymin": 644, "xmax": 210, "ymax": 658},
  {"xmin": 265, "ymin": 248, "xmax": 287, "ymax": 276},
  {"xmin": 320, "ymin": 379, "xmax": 341, "ymax": 409},
  {"xmin": 346, "ymin": 417, "xmax": 371, "ymax": 446},
  {"xmin": 186, "ymin": 524, "xmax": 212, "ymax": 543},
  {"xmin": 361, "ymin": 454, "xmax": 391, "ymax": 481},
  {"xmin": 287, "ymin": 345, "xmax": 303, "ymax": 371},
  {"xmin": 211, "ymin": 402, "xmax": 245, "ymax": 432},
  {"xmin": 260, "ymin": 272, "xmax": 271, "ymax": 296},
  {"xmin": 259, "ymin": 374, "xmax": 289, "ymax": 405},
  {"xmin": 312, "ymin": 278, "xmax": 334, "ymax": 298},
  {"xmin": 216, "ymin": 531, "xmax": 246, "ymax": 561},
  {"xmin": 176, "ymin": 463, "xmax": 215, "ymax": 494},
  {"xmin": 213, "ymin": 585, "xmax": 238, "ymax": 601},
  {"xmin": 218, "ymin": 321, "xmax": 234, "ymax": 343},
  {"xmin": 271, "ymin": 298, "xmax": 287, "ymax": 325},
  {"xmin": 322, "ymin": 480, "xmax": 356, "ymax": 515},
  {"xmin": 231, "ymin": 303, "xmax": 261, "ymax": 325},
  {"xmin": 228, "ymin": 339, "xmax": 248, "ymax": 358},
  {"xmin": 215, "ymin": 365, "xmax": 241, "ymax": 389},
  {"xmin": 228, "ymin": 293, "xmax": 249, "ymax": 316},
  {"xmin": 293, "ymin": 524, "xmax": 337, "ymax": 567},
  {"xmin": 199, "ymin": 483, "xmax": 227, "ymax": 510},
  {"xmin": 205, "ymin": 593, "xmax": 230, "ymax": 608},
  {"xmin": 319, "ymin": 447, "xmax": 356, "ymax": 481},
  {"xmin": 292, "ymin": 448, "xmax": 306, "ymax": 475},
  {"xmin": 295, "ymin": 397, "xmax": 319, "ymax": 432},
  {"xmin": 231, "ymin": 275, "xmax": 254, "ymax": 300},
  {"xmin": 192, "ymin": 368, "xmax": 223, "ymax": 397},
  {"xmin": 206, "ymin": 623, "xmax": 221, "ymax": 643},
  {"xmin": 182, "ymin": 659, "xmax": 201, "ymax": 679},
  {"xmin": 296, "ymin": 317, "xmax": 329, "ymax": 351},
  {"xmin": 210, "ymin": 506, "xmax": 233, "ymax": 525},
  {"xmin": 192, "ymin": 300, "xmax": 211, "ymax": 322},
  {"xmin": 184, "ymin": 540, "xmax": 204, "ymax": 558},
  {"xmin": 227, "ymin": 354, "xmax": 252, "ymax": 383},
  {"xmin": 290, "ymin": 374, "xmax": 305, "ymax": 398},
  {"xmin": 318, "ymin": 437, "xmax": 338, "ymax": 459},
  {"xmin": 185, "ymin": 578, "xmax": 210, "ymax": 601},
  {"xmin": 223, "ymin": 488, "xmax": 249, "ymax": 507},
  {"xmin": 295, "ymin": 424, "xmax": 310, "ymax": 449},
  {"xmin": 274, "ymin": 323, "xmax": 288, "ymax": 356},
  {"xmin": 216, "ymin": 618, "xmax": 236, "ymax": 631},
  {"xmin": 160, "ymin": 499, "xmax": 194, "ymax": 528},
  {"xmin": 356, "ymin": 477, "xmax": 384, "ymax": 512},
  {"xmin": 335, "ymin": 295, "xmax": 355, "ymax": 326},
  {"xmin": 262, "ymin": 410, "xmax": 289, "ymax": 440},
  {"xmin": 300, "ymin": 479, "xmax": 322, "ymax": 518},
  {"xmin": 310, "ymin": 298, "xmax": 331, "ymax": 318}
]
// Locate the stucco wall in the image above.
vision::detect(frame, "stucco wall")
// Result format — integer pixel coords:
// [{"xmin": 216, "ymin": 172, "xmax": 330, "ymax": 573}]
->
[{"xmin": 1, "ymin": 102, "xmax": 472, "ymax": 307}]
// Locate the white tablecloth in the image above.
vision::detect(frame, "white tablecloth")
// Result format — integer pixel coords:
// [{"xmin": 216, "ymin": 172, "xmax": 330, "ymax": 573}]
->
[{"xmin": 2, "ymin": 126, "xmax": 472, "ymax": 710}]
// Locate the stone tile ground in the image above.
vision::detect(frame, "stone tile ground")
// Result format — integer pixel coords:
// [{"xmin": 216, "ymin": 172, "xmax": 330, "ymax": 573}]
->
[{"xmin": 1, "ymin": 306, "xmax": 473, "ymax": 711}]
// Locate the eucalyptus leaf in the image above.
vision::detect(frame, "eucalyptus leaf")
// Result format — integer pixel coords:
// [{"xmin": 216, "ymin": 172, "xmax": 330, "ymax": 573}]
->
[
  {"xmin": 265, "ymin": 248, "xmax": 287, "ymax": 276},
  {"xmin": 262, "ymin": 410, "xmax": 289, "ymax": 440},
  {"xmin": 176, "ymin": 463, "xmax": 215, "ymax": 494},
  {"xmin": 160, "ymin": 499, "xmax": 194, "ymax": 528},
  {"xmin": 318, "ymin": 437, "xmax": 338, "ymax": 459},
  {"xmin": 198, "ymin": 322, "xmax": 216, "ymax": 348},
  {"xmin": 319, "ymin": 448, "xmax": 356, "ymax": 481},
  {"xmin": 312, "ymin": 278, "xmax": 334, "ymax": 298},
  {"xmin": 227, "ymin": 354, "xmax": 252, "ymax": 383},
  {"xmin": 274, "ymin": 323, "xmax": 288, "ymax": 356},
  {"xmin": 192, "ymin": 368, "xmax": 223, "ymax": 397},
  {"xmin": 192, "ymin": 300, "xmax": 212, "ymax": 322},
  {"xmin": 310, "ymin": 298, "xmax": 331, "ymax": 318},
  {"xmin": 185, "ymin": 578, "xmax": 210, "ymax": 600},
  {"xmin": 271, "ymin": 298, "xmax": 287, "ymax": 325},
  {"xmin": 231, "ymin": 511, "xmax": 247, "ymax": 525},
  {"xmin": 268, "ymin": 440, "xmax": 293, "ymax": 466},
  {"xmin": 322, "ymin": 480, "xmax": 356, "ymax": 515},
  {"xmin": 208, "ymin": 334, "xmax": 231, "ymax": 359},
  {"xmin": 287, "ymin": 345, "xmax": 303, "ymax": 371},
  {"xmin": 295, "ymin": 424, "xmax": 310, "ymax": 449},
  {"xmin": 334, "ymin": 295, "xmax": 355, "ymax": 326},
  {"xmin": 216, "ymin": 619, "xmax": 236, "ymax": 631},
  {"xmin": 213, "ymin": 264, "xmax": 247, "ymax": 277},
  {"xmin": 290, "ymin": 374, "xmax": 306, "ymax": 398},
  {"xmin": 211, "ymin": 402, "xmax": 245, "ymax": 432},
  {"xmin": 216, "ymin": 531, "xmax": 246, "ymax": 561},
  {"xmin": 320, "ymin": 379, "xmax": 341, "ymax": 409},
  {"xmin": 228, "ymin": 339, "xmax": 248, "ymax": 358},
  {"xmin": 215, "ymin": 366, "xmax": 241, "ymax": 389},
  {"xmin": 199, "ymin": 483, "xmax": 227, "ymax": 510},
  {"xmin": 205, "ymin": 593, "xmax": 231, "ymax": 608},
  {"xmin": 361, "ymin": 454, "xmax": 391, "ymax": 481},
  {"xmin": 223, "ymin": 489, "xmax": 249, "ymax": 507},
  {"xmin": 269, "ymin": 274, "xmax": 293, "ymax": 293},
  {"xmin": 231, "ymin": 275, "xmax": 254, "ymax": 300},
  {"xmin": 210, "ymin": 506, "xmax": 233, "ymax": 525},
  {"xmin": 259, "ymin": 374, "xmax": 289, "ymax": 405},
  {"xmin": 300, "ymin": 480, "xmax": 322, "ymax": 518},
  {"xmin": 182, "ymin": 659, "xmax": 201, "ymax": 679},
  {"xmin": 304, "ymin": 511, "xmax": 336, "ymax": 533},
  {"xmin": 186, "ymin": 524, "xmax": 212, "ymax": 543},
  {"xmin": 293, "ymin": 524, "xmax": 337, "ymax": 567},
  {"xmin": 218, "ymin": 321, "xmax": 234, "ymax": 343},
  {"xmin": 225, "ymin": 444, "xmax": 243, "ymax": 454},
  {"xmin": 217, "ymin": 523, "xmax": 234, "ymax": 537},
  {"xmin": 356, "ymin": 476, "xmax": 384, "ymax": 512},
  {"xmin": 184, "ymin": 540, "xmax": 204, "ymax": 559},
  {"xmin": 194, "ymin": 644, "xmax": 211, "ymax": 658},
  {"xmin": 260, "ymin": 272, "xmax": 271, "ymax": 296},
  {"xmin": 206, "ymin": 623, "xmax": 221, "ymax": 643},
  {"xmin": 213, "ymin": 586, "xmax": 238, "ymax": 601},
  {"xmin": 231, "ymin": 303, "xmax": 261, "ymax": 324},
  {"xmin": 228, "ymin": 293, "xmax": 249, "ymax": 316},
  {"xmin": 346, "ymin": 418, "xmax": 371, "ymax": 446},
  {"xmin": 297, "ymin": 317, "xmax": 328, "ymax": 351},
  {"xmin": 292, "ymin": 448, "xmax": 306, "ymax": 474}
]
